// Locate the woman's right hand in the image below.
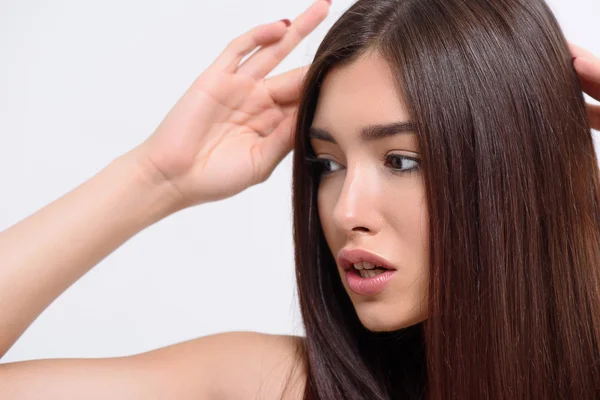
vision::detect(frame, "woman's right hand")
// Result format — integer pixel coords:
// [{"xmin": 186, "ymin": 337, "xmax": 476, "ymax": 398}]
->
[
  {"xmin": 133, "ymin": 0, "xmax": 331, "ymax": 208},
  {"xmin": 568, "ymin": 41, "xmax": 600, "ymax": 131}
]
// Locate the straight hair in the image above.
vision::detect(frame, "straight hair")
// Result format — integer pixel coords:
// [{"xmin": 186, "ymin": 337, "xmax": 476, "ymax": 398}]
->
[{"xmin": 291, "ymin": 0, "xmax": 600, "ymax": 398}]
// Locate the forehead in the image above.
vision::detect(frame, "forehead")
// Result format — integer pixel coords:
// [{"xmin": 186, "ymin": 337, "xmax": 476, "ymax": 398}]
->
[{"xmin": 312, "ymin": 51, "xmax": 411, "ymax": 129}]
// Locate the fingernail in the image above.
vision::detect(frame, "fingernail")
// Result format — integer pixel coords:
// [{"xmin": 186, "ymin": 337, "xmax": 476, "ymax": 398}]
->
[
  {"xmin": 324, "ymin": 0, "xmax": 332, "ymax": 4},
  {"xmin": 281, "ymin": 18, "xmax": 291, "ymax": 27}
]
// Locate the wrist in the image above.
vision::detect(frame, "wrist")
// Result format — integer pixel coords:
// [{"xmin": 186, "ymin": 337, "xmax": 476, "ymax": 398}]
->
[{"xmin": 112, "ymin": 148, "xmax": 189, "ymax": 224}]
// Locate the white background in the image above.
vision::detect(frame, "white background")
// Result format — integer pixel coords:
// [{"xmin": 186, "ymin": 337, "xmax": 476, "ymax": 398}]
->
[{"xmin": 0, "ymin": 0, "xmax": 598, "ymax": 362}]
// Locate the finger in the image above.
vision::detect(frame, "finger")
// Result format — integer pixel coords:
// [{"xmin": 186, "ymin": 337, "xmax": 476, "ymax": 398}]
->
[
  {"xmin": 264, "ymin": 65, "xmax": 309, "ymax": 105},
  {"xmin": 209, "ymin": 20, "xmax": 290, "ymax": 73},
  {"xmin": 568, "ymin": 41, "xmax": 598, "ymax": 61},
  {"xmin": 243, "ymin": 104, "xmax": 296, "ymax": 138},
  {"xmin": 574, "ymin": 57, "xmax": 600, "ymax": 101},
  {"xmin": 586, "ymin": 103, "xmax": 600, "ymax": 131},
  {"xmin": 236, "ymin": 0, "xmax": 330, "ymax": 80},
  {"xmin": 256, "ymin": 115, "xmax": 296, "ymax": 181},
  {"xmin": 281, "ymin": 104, "xmax": 298, "ymax": 118}
]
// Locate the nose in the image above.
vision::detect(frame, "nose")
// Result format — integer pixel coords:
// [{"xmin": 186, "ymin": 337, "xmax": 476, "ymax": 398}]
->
[{"xmin": 331, "ymin": 166, "xmax": 382, "ymax": 236}]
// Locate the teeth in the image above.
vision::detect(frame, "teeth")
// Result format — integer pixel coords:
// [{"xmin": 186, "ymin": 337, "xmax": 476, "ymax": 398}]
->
[
  {"xmin": 352, "ymin": 262, "xmax": 379, "ymax": 270},
  {"xmin": 359, "ymin": 269, "xmax": 386, "ymax": 278}
]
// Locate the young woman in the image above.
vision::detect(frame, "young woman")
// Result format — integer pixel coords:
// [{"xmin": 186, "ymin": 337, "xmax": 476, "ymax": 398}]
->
[{"xmin": 1, "ymin": 0, "xmax": 600, "ymax": 398}]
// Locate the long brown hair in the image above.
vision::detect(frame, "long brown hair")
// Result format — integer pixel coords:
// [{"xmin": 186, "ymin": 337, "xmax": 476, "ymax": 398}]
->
[{"xmin": 291, "ymin": 0, "xmax": 600, "ymax": 398}]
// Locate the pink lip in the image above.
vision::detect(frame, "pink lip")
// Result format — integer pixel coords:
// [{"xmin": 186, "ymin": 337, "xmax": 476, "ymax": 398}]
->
[
  {"xmin": 337, "ymin": 248, "xmax": 397, "ymax": 272},
  {"xmin": 345, "ymin": 269, "xmax": 396, "ymax": 296},
  {"xmin": 337, "ymin": 248, "xmax": 398, "ymax": 296}
]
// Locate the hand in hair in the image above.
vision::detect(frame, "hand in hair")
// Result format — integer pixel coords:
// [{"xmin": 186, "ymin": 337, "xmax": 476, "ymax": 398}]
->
[
  {"xmin": 569, "ymin": 41, "xmax": 600, "ymax": 131},
  {"xmin": 130, "ymin": 1, "xmax": 331, "ymax": 208}
]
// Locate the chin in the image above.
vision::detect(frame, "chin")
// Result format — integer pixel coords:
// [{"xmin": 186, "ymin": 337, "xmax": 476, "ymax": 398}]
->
[{"xmin": 353, "ymin": 300, "xmax": 428, "ymax": 332}]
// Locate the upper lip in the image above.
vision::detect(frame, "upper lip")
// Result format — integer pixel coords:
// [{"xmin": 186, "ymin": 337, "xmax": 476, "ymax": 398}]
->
[{"xmin": 337, "ymin": 248, "xmax": 397, "ymax": 271}]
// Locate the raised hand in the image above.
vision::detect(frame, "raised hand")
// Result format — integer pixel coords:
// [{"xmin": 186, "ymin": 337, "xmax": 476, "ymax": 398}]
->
[
  {"xmin": 135, "ymin": 0, "xmax": 331, "ymax": 207},
  {"xmin": 568, "ymin": 41, "xmax": 600, "ymax": 131}
]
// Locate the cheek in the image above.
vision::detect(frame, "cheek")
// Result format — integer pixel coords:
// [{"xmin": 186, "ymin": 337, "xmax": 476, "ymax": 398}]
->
[
  {"xmin": 382, "ymin": 181, "xmax": 430, "ymax": 284},
  {"xmin": 384, "ymin": 176, "xmax": 428, "ymax": 231},
  {"xmin": 388, "ymin": 187, "xmax": 429, "ymax": 261},
  {"xmin": 317, "ymin": 181, "xmax": 337, "ymax": 241}
]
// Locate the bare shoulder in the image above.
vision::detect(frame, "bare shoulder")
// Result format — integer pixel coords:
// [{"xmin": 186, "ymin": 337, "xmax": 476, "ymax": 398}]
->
[
  {"xmin": 0, "ymin": 331, "xmax": 307, "ymax": 400},
  {"xmin": 136, "ymin": 331, "xmax": 308, "ymax": 400}
]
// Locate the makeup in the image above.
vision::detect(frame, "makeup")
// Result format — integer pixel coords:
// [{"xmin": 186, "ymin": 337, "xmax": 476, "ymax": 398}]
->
[{"xmin": 345, "ymin": 269, "xmax": 396, "ymax": 296}]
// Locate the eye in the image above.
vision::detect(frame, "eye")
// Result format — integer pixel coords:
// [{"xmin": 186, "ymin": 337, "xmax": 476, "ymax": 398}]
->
[
  {"xmin": 383, "ymin": 154, "xmax": 421, "ymax": 175},
  {"xmin": 304, "ymin": 155, "xmax": 343, "ymax": 176},
  {"xmin": 304, "ymin": 154, "xmax": 421, "ymax": 177}
]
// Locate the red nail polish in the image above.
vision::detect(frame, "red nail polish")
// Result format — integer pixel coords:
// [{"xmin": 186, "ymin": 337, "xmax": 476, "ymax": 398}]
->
[
  {"xmin": 325, "ymin": 0, "xmax": 332, "ymax": 4},
  {"xmin": 281, "ymin": 19, "xmax": 291, "ymax": 27}
]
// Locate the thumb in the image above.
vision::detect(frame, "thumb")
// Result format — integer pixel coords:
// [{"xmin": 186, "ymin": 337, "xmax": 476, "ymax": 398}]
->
[{"xmin": 256, "ymin": 115, "xmax": 296, "ymax": 181}]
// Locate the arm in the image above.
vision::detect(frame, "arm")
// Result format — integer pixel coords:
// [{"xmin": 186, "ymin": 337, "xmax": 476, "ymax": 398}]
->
[
  {"xmin": 0, "ymin": 331, "xmax": 306, "ymax": 400},
  {"xmin": 0, "ymin": 153, "xmax": 307, "ymax": 398},
  {"xmin": 0, "ymin": 1, "xmax": 328, "ymax": 397},
  {"xmin": 0, "ymin": 150, "xmax": 178, "ymax": 358}
]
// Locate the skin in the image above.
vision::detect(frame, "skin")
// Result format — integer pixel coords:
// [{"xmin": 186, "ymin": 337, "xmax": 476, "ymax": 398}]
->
[
  {"xmin": 569, "ymin": 41, "xmax": 600, "ymax": 130},
  {"xmin": 0, "ymin": 2, "xmax": 330, "ymax": 398},
  {"xmin": 0, "ymin": 0, "xmax": 597, "ymax": 396},
  {"xmin": 311, "ymin": 51, "xmax": 429, "ymax": 331}
]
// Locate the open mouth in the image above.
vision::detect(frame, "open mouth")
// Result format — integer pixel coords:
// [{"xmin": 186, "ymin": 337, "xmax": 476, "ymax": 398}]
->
[
  {"xmin": 337, "ymin": 248, "xmax": 398, "ymax": 295},
  {"xmin": 352, "ymin": 262, "xmax": 391, "ymax": 278}
]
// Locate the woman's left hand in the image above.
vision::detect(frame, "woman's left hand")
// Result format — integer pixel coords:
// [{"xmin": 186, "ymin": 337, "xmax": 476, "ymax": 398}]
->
[{"xmin": 568, "ymin": 41, "xmax": 600, "ymax": 130}]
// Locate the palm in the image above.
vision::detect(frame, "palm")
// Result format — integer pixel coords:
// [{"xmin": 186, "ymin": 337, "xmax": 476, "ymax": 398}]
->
[
  {"xmin": 137, "ymin": 1, "xmax": 330, "ymax": 206},
  {"xmin": 166, "ymin": 69, "xmax": 298, "ymax": 202}
]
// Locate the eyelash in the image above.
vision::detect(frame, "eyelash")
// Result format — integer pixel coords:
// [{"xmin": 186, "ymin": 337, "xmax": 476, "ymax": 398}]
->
[{"xmin": 304, "ymin": 153, "xmax": 421, "ymax": 177}]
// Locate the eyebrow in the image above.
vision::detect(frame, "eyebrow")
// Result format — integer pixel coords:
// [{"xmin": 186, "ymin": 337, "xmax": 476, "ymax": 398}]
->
[{"xmin": 308, "ymin": 121, "xmax": 417, "ymax": 144}]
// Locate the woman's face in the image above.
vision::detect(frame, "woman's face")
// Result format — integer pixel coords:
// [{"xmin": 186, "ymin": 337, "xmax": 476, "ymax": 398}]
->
[{"xmin": 310, "ymin": 51, "xmax": 429, "ymax": 331}]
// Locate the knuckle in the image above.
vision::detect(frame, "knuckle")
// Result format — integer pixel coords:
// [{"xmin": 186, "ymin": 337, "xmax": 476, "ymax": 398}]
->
[
  {"xmin": 250, "ymin": 143, "xmax": 267, "ymax": 184},
  {"xmin": 271, "ymin": 27, "xmax": 301, "ymax": 60},
  {"xmin": 226, "ymin": 36, "xmax": 244, "ymax": 52},
  {"xmin": 288, "ymin": 24, "xmax": 304, "ymax": 42},
  {"xmin": 226, "ymin": 28, "xmax": 258, "ymax": 55}
]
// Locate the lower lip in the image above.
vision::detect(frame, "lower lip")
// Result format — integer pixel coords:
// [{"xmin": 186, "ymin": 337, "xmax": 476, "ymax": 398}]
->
[{"xmin": 345, "ymin": 269, "xmax": 396, "ymax": 296}]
